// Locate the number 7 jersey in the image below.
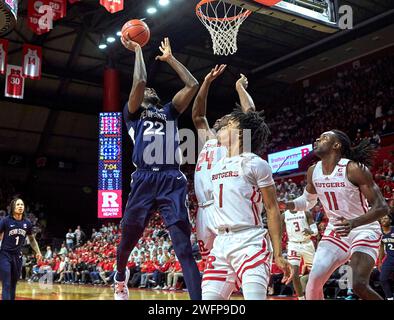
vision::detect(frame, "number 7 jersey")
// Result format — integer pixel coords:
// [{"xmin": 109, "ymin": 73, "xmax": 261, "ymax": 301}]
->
[{"xmin": 312, "ymin": 158, "xmax": 378, "ymax": 228}]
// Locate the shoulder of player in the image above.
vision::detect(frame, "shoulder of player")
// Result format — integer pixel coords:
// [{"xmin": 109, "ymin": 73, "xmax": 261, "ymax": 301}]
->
[
  {"xmin": 240, "ymin": 153, "xmax": 267, "ymax": 164},
  {"xmin": 346, "ymin": 160, "xmax": 372, "ymax": 184}
]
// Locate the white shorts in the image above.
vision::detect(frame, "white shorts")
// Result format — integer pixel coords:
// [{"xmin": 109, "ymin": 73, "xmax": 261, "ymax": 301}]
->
[
  {"xmin": 196, "ymin": 204, "xmax": 218, "ymax": 261},
  {"xmin": 319, "ymin": 222, "xmax": 382, "ymax": 262},
  {"xmin": 202, "ymin": 227, "xmax": 272, "ymax": 300},
  {"xmin": 287, "ymin": 240, "xmax": 315, "ymax": 268}
]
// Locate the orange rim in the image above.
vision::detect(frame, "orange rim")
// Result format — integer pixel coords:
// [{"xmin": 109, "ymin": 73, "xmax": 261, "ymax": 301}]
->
[{"xmin": 196, "ymin": 0, "xmax": 251, "ymax": 22}]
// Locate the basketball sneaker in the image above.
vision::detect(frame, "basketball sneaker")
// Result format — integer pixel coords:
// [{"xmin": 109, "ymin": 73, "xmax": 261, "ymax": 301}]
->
[{"xmin": 114, "ymin": 268, "xmax": 130, "ymax": 300}]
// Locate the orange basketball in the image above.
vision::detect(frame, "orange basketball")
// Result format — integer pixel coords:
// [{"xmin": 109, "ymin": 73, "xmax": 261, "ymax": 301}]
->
[{"xmin": 121, "ymin": 19, "xmax": 150, "ymax": 48}]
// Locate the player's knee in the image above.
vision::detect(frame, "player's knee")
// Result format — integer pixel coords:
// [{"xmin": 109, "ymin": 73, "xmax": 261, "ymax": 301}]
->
[
  {"xmin": 242, "ymin": 282, "xmax": 267, "ymax": 300},
  {"xmin": 202, "ymin": 290, "xmax": 226, "ymax": 300}
]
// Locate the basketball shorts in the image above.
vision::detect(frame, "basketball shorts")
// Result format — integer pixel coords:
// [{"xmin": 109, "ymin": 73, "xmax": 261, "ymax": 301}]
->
[
  {"xmin": 202, "ymin": 227, "xmax": 272, "ymax": 299},
  {"xmin": 319, "ymin": 222, "xmax": 382, "ymax": 262},
  {"xmin": 287, "ymin": 240, "xmax": 315, "ymax": 268},
  {"xmin": 0, "ymin": 251, "xmax": 23, "ymax": 282},
  {"xmin": 122, "ymin": 168, "xmax": 189, "ymax": 229},
  {"xmin": 196, "ymin": 204, "xmax": 218, "ymax": 261}
]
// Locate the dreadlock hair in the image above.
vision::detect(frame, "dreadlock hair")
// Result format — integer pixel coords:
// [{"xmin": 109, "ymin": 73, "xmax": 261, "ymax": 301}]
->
[
  {"xmin": 10, "ymin": 198, "xmax": 24, "ymax": 216},
  {"xmin": 228, "ymin": 109, "xmax": 271, "ymax": 155},
  {"xmin": 332, "ymin": 129, "xmax": 376, "ymax": 167}
]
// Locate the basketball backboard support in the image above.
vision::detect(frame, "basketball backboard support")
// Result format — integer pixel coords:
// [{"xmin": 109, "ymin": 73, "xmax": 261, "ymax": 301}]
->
[{"xmin": 223, "ymin": 0, "xmax": 339, "ymax": 33}]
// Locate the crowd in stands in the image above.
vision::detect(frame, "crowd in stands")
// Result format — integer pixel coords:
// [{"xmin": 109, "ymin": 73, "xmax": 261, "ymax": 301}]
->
[{"xmin": 264, "ymin": 57, "xmax": 394, "ymax": 153}]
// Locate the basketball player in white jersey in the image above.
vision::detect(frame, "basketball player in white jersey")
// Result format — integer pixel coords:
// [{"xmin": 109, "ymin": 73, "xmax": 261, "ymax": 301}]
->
[
  {"xmin": 281, "ymin": 202, "xmax": 317, "ymax": 299},
  {"xmin": 202, "ymin": 109, "xmax": 293, "ymax": 300},
  {"xmin": 281, "ymin": 130, "xmax": 389, "ymax": 300},
  {"xmin": 192, "ymin": 65, "xmax": 256, "ymax": 261}
]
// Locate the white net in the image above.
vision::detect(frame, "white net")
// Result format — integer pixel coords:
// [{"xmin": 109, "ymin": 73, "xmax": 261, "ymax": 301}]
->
[{"xmin": 196, "ymin": 0, "xmax": 251, "ymax": 56}]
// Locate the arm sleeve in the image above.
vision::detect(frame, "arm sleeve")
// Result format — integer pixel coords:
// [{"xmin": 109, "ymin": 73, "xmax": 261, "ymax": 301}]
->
[
  {"xmin": 162, "ymin": 102, "xmax": 180, "ymax": 120},
  {"xmin": 243, "ymin": 156, "xmax": 275, "ymax": 188}
]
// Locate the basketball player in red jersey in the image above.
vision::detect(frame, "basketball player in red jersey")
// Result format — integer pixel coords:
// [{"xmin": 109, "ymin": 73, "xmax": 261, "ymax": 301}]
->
[{"xmin": 281, "ymin": 130, "xmax": 389, "ymax": 300}]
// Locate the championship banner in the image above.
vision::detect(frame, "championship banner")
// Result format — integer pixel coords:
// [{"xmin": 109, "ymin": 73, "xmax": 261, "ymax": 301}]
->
[
  {"xmin": 98, "ymin": 112, "xmax": 122, "ymax": 219},
  {"xmin": 50, "ymin": 0, "xmax": 67, "ymax": 21},
  {"xmin": 4, "ymin": 65, "xmax": 24, "ymax": 99},
  {"xmin": 100, "ymin": 0, "xmax": 124, "ymax": 14},
  {"xmin": 27, "ymin": 0, "xmax": 67, "ymax": 35},
  {"xmin": 0, "ymin": 39, "xmax": 9, "ymax": 75},
  {"xmin": 22, "ymin": 44, "xmax": 42, "ymax": 80}
]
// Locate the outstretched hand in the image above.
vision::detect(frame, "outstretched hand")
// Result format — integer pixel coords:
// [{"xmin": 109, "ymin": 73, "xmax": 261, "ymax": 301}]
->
[
  {"xmin": 205, "ymin": 64, "xmax": 227, "ymax": 83},
  {"xmin": 236, "ymin": 73, "xmax": 248, "ymax": 90},
  {"xmin": 121, "ymin": 33, "xmax": 141, "ymax": 52},
  {"xmin": 155, "ymin": 37, "xmax": 173, "ymax": 62}
]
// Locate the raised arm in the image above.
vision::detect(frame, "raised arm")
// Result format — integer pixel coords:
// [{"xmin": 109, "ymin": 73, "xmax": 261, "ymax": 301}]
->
[
  {"xmin": 28, "ymin": 234, "xmax": 42, "ymax": 260},
  {"xmin": 155, "ymin": 38, "xmax": 199, "ymax": 114},
  {"xmin": 192, "ymin": 64, "xmax": 226, "ymax": 141},
  {"xmin": 261, "ymin": 185, "xmax": 293, "ymax": 284},
  {"xmin": 236, "ymin": 74, "xmax": 255, "ymax": 113},
  {"xmin": 121, "ymin": 36, "xmax": 147, "ymax": 114},
  {"xmin": 334, "ymin": 162, "xmax": 389, "ymax": 236}
]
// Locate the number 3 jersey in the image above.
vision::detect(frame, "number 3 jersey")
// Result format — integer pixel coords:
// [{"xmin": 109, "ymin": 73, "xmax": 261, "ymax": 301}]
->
[
  {"xmin": 284, "ymin": 210, "xmax": 311, "ymax": 242},
  {"xmin": 0, "ymin": 216, "xmax": 33, "ymax": 254},
  {"xmin": 312, "ymin": 158, "xmax": 380, "ymax": 229},
  {"xmin": 210, "ymin": 153, "xmax": 275, "ymax": 229},
  {"xmin": 194, "ymin": 139, "xmax": 227, "ymax": 206},
  {"xmin": 123, "ymin": 102, "xmax": 182, "ymax": 170}
]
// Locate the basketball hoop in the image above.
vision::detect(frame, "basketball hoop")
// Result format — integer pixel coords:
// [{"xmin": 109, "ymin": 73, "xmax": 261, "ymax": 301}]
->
[{"xmin": 196, "ymin": 0, "xmax": 251, "ymax": 56}]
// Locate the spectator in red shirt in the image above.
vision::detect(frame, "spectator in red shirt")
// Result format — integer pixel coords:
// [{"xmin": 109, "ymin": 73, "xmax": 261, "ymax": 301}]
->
[
  {"xmin": 139, "ymin": 255, "xmax": 156, "ymax": 288},
  {"xmin": 163, "ymin": 255, "xmax": 183, "ymax": 291}
]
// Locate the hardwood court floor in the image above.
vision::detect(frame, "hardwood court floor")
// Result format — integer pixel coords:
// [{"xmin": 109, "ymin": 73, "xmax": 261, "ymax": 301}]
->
[{"xmin": 6, "ymin": 281, "xmax": 295, "ymax": 300}]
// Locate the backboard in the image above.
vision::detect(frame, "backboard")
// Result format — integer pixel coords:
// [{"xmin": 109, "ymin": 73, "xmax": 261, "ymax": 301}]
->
[{"xmin": 224, "ymin": 0, "xmax": 339, "ymax": 33}]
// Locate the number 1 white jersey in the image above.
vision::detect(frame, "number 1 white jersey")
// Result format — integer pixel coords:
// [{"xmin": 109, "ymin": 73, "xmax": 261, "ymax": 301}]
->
[
  {"xmin": 284, "ymin": 210, "xmax": 310, "ymax": 242},
  {"xmin": 210, "ymin": 153, "xmax": 275, "ymax": 229},
  {"xmin": 312, "ymin": 158, "xmax": 380, "ymax": 229},
  {"xmin": 194, "ymin": 139, "xmax": 227, "ymax": 206}
]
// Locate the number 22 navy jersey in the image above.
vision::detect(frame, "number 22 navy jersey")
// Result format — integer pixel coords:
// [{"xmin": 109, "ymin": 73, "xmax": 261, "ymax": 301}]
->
[
  {"xmin": 382, "ymin": 226, "xmax": 394, "ymax": 259},
  {"xmin": 123, "ymin": 102, "xmax": 182, "ymax": 170},
  {"xmin": 0, "ymin": 216, "xmax": 33, "ymax": 254}
]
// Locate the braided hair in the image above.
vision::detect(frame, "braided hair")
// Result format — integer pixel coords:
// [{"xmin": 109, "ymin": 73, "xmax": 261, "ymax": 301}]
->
[
  {"xmin": 332, "ymin": 129, "xmax": 375, "ymax": 167},
  {"xmin": 228, "ymin": 109, "xmax": 271, "ymax": 155}
]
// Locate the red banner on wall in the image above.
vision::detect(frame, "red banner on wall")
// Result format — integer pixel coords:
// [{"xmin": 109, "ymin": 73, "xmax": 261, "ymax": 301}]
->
[
  {"xmin": 100, "ymin": 0, "xmax": 124, "ymax": 14},
  {"xmin": 5, "ymin": 65, "xmax": 25, "ymax": 99},
  {"xmin": 27, "ymin": 0, "xmax": 67, "ymax": 35},
  {"xmin": 0, "ymin": 39, "xmax": 9, "ymax": 75},
  {"xmin": 22, "ymin": 44, "xmax": 42, "ymax": 80}
]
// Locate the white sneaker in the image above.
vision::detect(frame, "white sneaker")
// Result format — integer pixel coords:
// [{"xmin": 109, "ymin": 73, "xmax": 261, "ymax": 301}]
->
[
  {"xmin": 153, "ymin": 285, "xmax": 162, "ymax": 290},
  {"xmin": 114, "ymin": 268, "xmax": 130, "ymax": 300}
]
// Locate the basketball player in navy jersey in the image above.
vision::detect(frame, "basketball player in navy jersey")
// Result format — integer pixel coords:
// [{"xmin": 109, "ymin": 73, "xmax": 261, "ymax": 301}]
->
[
  {"xmin": 0, "ymin": 198, "xmax": 42, "ymax": 300},
  {"xmin": 378, "ymin": 215, "xmax": 394, "ymax": 300},
  {"xmin": 114, "ymin": 36, "xmax": 201, "ymax": 300}
]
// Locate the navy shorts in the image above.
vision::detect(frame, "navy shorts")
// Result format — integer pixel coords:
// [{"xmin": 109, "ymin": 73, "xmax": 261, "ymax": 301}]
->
[
  {"xmin": 122, "ymin": 168, "xmax": 189, "ymax": 229},
  {"xmin": 0, "ymin": 251, "xmax": 22, "ymax": 282}
]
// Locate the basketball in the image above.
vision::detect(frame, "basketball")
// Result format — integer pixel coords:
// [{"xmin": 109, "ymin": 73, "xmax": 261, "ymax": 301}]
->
[{"xmin": 121, "ymin": 19, "xmax": 150, "ymax": 48}]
